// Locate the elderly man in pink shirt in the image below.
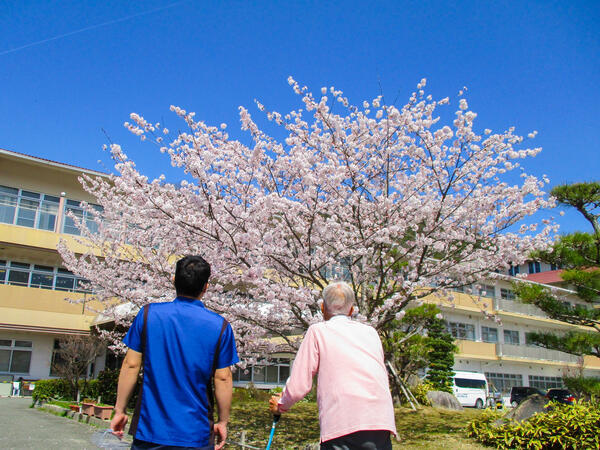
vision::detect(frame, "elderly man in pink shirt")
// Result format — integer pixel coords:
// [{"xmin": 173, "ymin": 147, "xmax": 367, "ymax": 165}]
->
[{"xmin": 269, "ymin": 281, "xmax": 397, "ymax": 449}]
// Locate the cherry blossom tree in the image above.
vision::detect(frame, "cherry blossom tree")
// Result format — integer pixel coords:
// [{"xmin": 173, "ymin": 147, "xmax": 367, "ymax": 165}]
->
[{"xmin": 58, "ymin": 78, "xmax": 556, "ymax": 359}]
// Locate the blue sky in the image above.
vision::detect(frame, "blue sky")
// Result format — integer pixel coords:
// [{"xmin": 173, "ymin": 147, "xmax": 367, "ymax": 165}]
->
[{"xmin": 1, "ymin": 0, "xmax": 598, "ymax": 233}]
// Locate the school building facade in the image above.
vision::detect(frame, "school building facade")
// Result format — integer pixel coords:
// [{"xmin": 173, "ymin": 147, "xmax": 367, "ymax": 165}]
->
[{"xmin": 1, "ymin": 147, "xmax": 599, "ymax": 396}]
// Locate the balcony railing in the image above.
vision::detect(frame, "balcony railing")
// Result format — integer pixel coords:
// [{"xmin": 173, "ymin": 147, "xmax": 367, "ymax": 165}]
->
[
  {"xmin": 493, "ymin": 298, "xmax": 549, "ymax": 319},
  {"xmin": 496, "ymin": 343, "xmax": 579, "ymax": 364}
]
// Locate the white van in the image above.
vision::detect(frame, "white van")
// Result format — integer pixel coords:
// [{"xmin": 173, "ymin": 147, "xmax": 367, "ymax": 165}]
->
[{"xmin": 452, "ymin": 371, "xmax": 488, "ymax": 408}]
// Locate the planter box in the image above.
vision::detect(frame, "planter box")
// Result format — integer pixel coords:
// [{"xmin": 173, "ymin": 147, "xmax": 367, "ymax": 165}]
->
[
  {"xmin": 81, "ymin": 402, "xmax": 95, "ymax": 415},
  {"xmin": 94, "ymin": 405, "xmax": 114, "ymax": 420},
  {"xmin": 69, "ymin": 404, "xmax": 80, "ymax": 412}
]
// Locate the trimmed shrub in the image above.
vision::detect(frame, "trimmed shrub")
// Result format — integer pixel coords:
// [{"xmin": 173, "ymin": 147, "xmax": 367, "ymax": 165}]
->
[
  {"xmin": 32, "ymin": 379, "xmax": 71, "ymax": 402},
  {"xmin": 467, "ymin": 400, "xmax": 600, "ymax": 449}
]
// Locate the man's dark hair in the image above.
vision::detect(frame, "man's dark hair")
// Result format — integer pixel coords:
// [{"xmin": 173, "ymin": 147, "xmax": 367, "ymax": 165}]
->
[{"xmin": 174, "ymin": 255, "xmax": 211, "ymax": 298}]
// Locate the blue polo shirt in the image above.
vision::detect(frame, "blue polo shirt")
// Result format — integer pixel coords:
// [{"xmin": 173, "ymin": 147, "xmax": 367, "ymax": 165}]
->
[{"xmin": 123, "ymin": 297, "xmax": 239, "ymax": 447}]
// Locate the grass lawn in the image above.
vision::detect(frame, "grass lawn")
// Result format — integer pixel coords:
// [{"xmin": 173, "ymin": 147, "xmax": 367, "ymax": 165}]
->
[{"xmin": 229, "ymin": 400, "xmax": 488, "ymax": 449}]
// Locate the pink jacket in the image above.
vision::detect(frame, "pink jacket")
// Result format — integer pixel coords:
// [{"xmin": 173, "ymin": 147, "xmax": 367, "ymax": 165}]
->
[{"xmin": 278, "ymin": 315, "xmax": 397, "ymax": 442}]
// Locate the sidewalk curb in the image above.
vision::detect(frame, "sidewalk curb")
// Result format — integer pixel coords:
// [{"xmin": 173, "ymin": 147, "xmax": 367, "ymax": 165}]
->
[{"xmin": 36, "ymin": 403, "xmax": 130, "ymax": 432}]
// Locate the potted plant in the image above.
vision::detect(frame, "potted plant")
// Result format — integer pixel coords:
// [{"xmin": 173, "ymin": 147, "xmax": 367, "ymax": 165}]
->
[
  {"xmin": 93, "ymin": 404, "xmax": 114, "ymax": 420},
  {"xmin": 81, "ymin": 399, "xmax": 95, "ymax": 415},
  {"xmin": 69, "ymin": 404, "xmax": 80, "ymax": 412}
]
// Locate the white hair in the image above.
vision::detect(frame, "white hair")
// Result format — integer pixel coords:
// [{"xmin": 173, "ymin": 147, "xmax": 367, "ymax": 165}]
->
[{"xmin": 322, "ymin": 281, "xmax": 355, "ymax": 315}]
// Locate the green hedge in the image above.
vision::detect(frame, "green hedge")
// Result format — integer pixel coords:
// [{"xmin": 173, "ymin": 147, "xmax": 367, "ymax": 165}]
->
[
  {"xmin": 32, "ymin": 378, "xmax": 99, "ymax": 403},
  {"xmin": 467, "ymin": 400, "xmax": 600, "ymax": 449}
]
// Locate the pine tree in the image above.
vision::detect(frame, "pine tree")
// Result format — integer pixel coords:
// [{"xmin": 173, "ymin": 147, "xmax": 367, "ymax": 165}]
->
[
  {"xmin": 514, "ymin": 182, "xmax": 600, "ymax": 357},
  {"xmin": 426, "ymin": 318, "xmax": 457, "ymax": 392}
]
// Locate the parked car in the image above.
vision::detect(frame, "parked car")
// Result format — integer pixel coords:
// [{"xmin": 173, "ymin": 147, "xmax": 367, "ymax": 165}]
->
[
  {"xmin": 545, "ymin": 388, "xmax": 575, "ymax": 405},
  {"xmin": 510, "ymin": 386, "xmax": 546, "ymax": 407}
]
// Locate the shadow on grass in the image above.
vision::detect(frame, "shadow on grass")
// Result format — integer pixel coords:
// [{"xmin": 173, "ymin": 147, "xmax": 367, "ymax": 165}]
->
[{"xmin": 229, "ymin": 401, "xmax": 487, "ymax": 449}]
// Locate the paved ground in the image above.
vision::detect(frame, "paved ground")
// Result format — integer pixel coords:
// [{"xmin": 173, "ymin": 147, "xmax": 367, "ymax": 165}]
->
[{"xmin": 0, "ymin": 397, "xmax": 107, "ymax": 449}]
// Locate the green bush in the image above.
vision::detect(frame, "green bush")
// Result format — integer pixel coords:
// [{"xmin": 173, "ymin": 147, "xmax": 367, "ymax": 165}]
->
[
  {"xmin": 32, "ymin": 379, "xmax": 72, "ymax": 402},
  {"xmin": 32, "ymin": 378, "xmax": 100, "ymax": 403},
  {"xmin": 410, "ymin": 381, "xmax": 434, "ymax": 406},
  {"xmin": 563, "ymin": 376, "xmax": 600, "ymax": 400},
  {"xmin": 467, "ymin": 400, "xmax": 600, "ymax": 449}
]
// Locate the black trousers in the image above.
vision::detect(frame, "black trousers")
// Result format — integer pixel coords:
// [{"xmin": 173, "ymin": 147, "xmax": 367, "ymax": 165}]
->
[
  {"xmin": 131, "ymin": 439, "xmax": 212, "ymax": 450},
  {"xmin": 320, "ymin": 430, "xmax": 392, "ymax": 450}
]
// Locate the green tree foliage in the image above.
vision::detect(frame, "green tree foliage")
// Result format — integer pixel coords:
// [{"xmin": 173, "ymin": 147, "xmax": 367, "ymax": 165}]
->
[
  {"xmin": 426, "ymin": 317, "xmax": 457, "ymax": 393},
  {"xmin": 382, "ymin": 304, "xmax": 457, "ymax": 394},
  {"xmin": 514, "ymin": 182, "xmax": 600, "ymax": 357}
]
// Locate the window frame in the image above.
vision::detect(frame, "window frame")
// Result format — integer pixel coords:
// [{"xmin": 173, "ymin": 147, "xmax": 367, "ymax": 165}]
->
[{"xmin": 0, "ymin": 339, "xmax": 33, "ymax": 374}]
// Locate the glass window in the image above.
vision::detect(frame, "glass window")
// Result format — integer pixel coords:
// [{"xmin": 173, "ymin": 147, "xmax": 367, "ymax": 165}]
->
[
  {"xmin": 500, "ymin": 288, "xmax": 515, "ymax": 300},
  {"xmin": 16, "ymin": 191, "xmax": 40, "ymax": 228},
  {"xmin": 10, "ymin": 351, "xmax": 31, "ymax": 373},
  {"xmin": 482, "ymin": 326, "xmax": 498, "ymax": 343},
  {"xmin": 504, "ymin": 329, "xmax": 520, "ymax": 345},
  {"xmin": 529, "ymin": 375, "xmax": 563, "ymax": 390},
  {"xmin": 528, "ymin": 262, "xmax": 541, "ymax": 274},
  {"xmin": 238, "ymin": 368, "xmax": 251, "ymax": 382},
  {"xmin": 447, "ymin": 322, "xmax": 475, "ymax": 340},
  {"xmin": 252, "ymin": 366, "xmax": 265, "ymax": 383},
  {"xmin": 55, "ymin": 275, "xmax": 75, "ymax": 291},
  {"xmin": 508, "ymin": 265, "xmax": 520, "ymax": 276},
  {"xmin": 0, "ymin": 340, "xmax": 32, "ymax": 374},
  {"xmin": 485, "ymin": 372, "xmax": 523, "ymax": 394},
  {"xmin": 478, "ymin": 284, "xmax": 495, "ymax": 298},
  {"xmin": 7, "ymin": 263, "xmax": 30, "ymax": 286},
  {"xmin": 0, "ymin": 260, "xmax": 6, "ymax": 284},
  {"xmin": 37, "ymin": 195, "xmax": 60, "ymax": 231},
  {"xmin": 75, "ymin": 278, "xmax": 91, "ymax": 293},
  {"xmin": 266, "ymin": 366, "xmax": 279, "ymax": 383},
  {"xmin": 0, "ymin": 186, "xmax": 18, "ymax": 224},
  {"xmin": 63, "ymin": 200, "xmax": 84, "ymax": 235},
  {"xmin": 454, "ymin": 378, "xmax": 486, "ymax": 389},
  {"xmin": 279, "ymin": 365, "xmax": 290, "ymax": 382},
  {"xmin": 31, "ymin": 265, "xmax": 54, "ymax": 289},
  {"xmin": 0, "ymin": 350, "xmax": 10, "ymax": 372}
]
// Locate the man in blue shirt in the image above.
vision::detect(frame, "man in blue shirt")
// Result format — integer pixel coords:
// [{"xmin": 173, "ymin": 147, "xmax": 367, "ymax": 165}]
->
[{"xmin": 111, "ymin": 255, "xmax": 239, "ymax": 449}]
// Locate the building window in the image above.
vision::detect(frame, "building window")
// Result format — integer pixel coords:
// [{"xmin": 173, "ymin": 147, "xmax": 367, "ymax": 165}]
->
[
  {"xmin": 485, "ymin": 372, "xmax": 523, "ymax": 394},
  {"xmin": 0, "ymin": 339, "xmax": 32, "ymax": 374},
  {"xmin": 0, "ymin": 260, "xmax": 91, "ymax": 293},
  {"xmin": 233, "ymin": 359, "xmax": 290, "ymax": 385},
  {"xmin": 529, "ymin": 375, "xmax": 563, "ymax": 390},
  {"xmin": 477, "ymin": 284, "xmax": 495, "ymax": 298},
  {"xmin": 0, "ymin": 185, "xmax": 60, "ymax": 231},
  {"xmin": 508, "ymin": 265, "xmax": 520, "ymax": 276},
  {"xmin": 528, "ymin": 262, "xmax": 541, "ymax": 274},
  {"xmin": 500, "ymin": 288, "xmax": 516, "ymax": 301},
  {"xmin": 504, "ymin": 329, "xmax": 520, "ymax": 345},
  {"xmin": 481, "ymin": 326, "xmax": 498, "ymax": 343},
  {"xmin": 62, "ymin": 200, "xmax": 103, "ymax": 235},
  {"xmin": 447, "ymin": 322, "xmax": 475, "ymax": 341},
  {"xmin": 550, "ymin": 263, "xmax": 558, "ymax": 271}
]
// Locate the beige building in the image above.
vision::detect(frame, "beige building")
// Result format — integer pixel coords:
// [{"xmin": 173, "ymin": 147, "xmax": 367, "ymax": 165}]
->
[
  {"xmin": 2, "ymin": 147, "xmax": 599, "ymax": 401},
  {"xmin": 0, "ymin": 148, "xmax": 106, "ymax": 385}
]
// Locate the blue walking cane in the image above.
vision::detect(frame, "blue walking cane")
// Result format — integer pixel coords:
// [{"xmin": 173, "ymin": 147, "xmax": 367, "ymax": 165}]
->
[{"xmin": 265, "ymin": 414, "xmax": 281, "ymax": 450}]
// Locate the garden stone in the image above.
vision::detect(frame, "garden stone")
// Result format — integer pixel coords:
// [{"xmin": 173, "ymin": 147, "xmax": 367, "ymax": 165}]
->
[
  {"xmin": 498, "ymin": 394, "xmax": 549, "ymax": 425},
  {"xmin": 426, "ymin": 391, "xmax": 463, "ymax": 410}
]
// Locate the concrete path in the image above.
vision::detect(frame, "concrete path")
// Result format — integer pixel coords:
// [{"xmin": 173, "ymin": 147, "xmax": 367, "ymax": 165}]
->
[{"xmin": 0, "ymin": 397, "xmax": 102, "ymax": 449}]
